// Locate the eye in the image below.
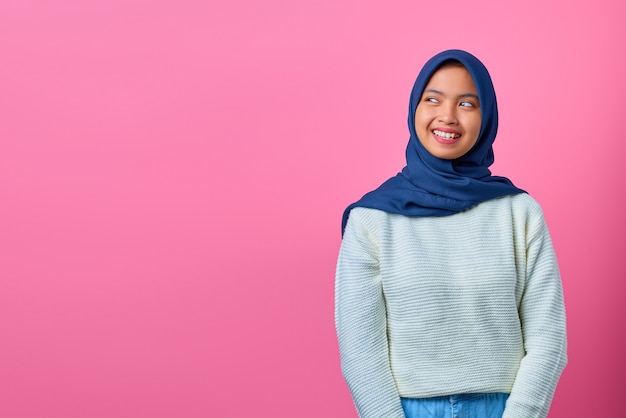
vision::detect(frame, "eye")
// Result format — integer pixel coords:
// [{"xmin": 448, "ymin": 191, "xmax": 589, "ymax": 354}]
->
[
  {"xmin": 459, "ymin": 101, "xmax": 476, "ymax": 108},
  {"xmin": 425, "ymin": 97, "xmax": 439, "ymax": 103}
]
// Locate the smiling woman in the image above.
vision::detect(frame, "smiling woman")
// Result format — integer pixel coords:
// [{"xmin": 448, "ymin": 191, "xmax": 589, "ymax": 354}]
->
[{"xmin": 335, "ymin": 50, "xmax": 567, "ymax": 418}]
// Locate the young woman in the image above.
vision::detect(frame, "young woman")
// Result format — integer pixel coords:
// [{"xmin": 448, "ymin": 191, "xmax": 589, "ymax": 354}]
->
[{"xmin": 335, "ymin": 49, "xmax": 567, "ymax": 418}]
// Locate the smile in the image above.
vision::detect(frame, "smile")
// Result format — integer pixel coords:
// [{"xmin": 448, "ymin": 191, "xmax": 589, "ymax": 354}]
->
[{"xmin": 433, "ymin": 130, "xmax": 461, "ymax": 139}]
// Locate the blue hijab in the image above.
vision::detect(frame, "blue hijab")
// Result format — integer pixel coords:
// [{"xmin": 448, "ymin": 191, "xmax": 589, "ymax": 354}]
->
[{"xmin": 341, "ymin": 49, "xmax": 525, "ymax": 235}]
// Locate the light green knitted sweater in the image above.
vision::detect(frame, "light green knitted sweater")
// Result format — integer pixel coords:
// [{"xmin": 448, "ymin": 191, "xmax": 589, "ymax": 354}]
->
[{"xmin": 335, "ymin": 194, "xmax": 567, "ymax": 418}]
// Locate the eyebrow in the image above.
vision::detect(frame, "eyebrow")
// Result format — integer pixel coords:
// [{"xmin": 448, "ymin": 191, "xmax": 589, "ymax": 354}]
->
[{"xmin": 424, "ymin": 88, "xmax": 480, "ymax": 101}]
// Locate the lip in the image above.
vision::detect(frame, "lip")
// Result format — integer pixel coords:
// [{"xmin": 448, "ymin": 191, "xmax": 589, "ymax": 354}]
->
[{"xmin": 431, "ymin": 128, "xmax": 461, "ymax": 145}]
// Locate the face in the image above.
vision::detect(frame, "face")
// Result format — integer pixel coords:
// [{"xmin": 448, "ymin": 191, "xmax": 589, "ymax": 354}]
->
[{"xmin": 414, "ymin": 65, "xmax": 481, "ymax": 160}]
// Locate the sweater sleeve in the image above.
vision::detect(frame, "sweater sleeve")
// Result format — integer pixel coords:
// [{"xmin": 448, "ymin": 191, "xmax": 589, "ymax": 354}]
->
[
  {"xmin": 503, "ymin": 208, "xmax": 567, "ymax": 418},
  {"xmin": 335, "ymin": 210, "xmax": 405, "ymax": 418}
]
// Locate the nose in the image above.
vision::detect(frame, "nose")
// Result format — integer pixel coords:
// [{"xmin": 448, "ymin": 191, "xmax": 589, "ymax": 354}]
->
[{"xmin": 438, "ymin": 104, "xmax": 457, "ymax": 124}]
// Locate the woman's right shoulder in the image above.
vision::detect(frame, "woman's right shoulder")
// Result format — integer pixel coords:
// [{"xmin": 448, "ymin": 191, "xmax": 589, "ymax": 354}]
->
[
  {"xmin": 342, "ymin": 207, "xmax": 396, "ymax": 242},
  {"xmin": 345, "ymin": 206, "xmax": 397, "ymax": 228},
  {"xmin": 348, "ymin": 206, "xmax": 390, "ymax": 220}
]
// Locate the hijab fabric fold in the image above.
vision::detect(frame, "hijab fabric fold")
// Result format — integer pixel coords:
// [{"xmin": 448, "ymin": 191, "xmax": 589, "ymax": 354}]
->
[{"xmin": 341, "ymin": 49, "xmax": 525, "ymax": 235}]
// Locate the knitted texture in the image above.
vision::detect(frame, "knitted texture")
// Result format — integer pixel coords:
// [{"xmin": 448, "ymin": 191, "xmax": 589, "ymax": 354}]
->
[{"xmin": 335, "ymin": 194, "xmax": 567, "ymax": 418}]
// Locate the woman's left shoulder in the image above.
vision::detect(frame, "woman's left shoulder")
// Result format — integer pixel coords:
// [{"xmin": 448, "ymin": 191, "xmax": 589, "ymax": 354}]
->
[
  {"xmin": 501, "ymin": 193, "xmax": 555, "ymax": 238},
  {"xmin": 480, "ymin": 193, "xmax": 547, "ymax": 228},
  {"xmin": 505, "ymin": 193, "xmax": 545, "ymax": 218},
  {"xmin": 510, "ymin": 192, "xmax": 542, "ymax": 208}
]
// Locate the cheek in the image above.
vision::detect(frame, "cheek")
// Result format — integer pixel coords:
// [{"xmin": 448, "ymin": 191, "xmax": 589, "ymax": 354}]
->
[
  {"xmin": 467, "ymin": 115, "xmax": 482, "ymax": 139},
  {"xmin": 414, "ymin": 109, "xmax": 431, "ymax": 132}
]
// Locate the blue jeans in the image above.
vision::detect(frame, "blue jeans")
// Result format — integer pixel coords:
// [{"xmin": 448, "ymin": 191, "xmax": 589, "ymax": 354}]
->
[{"xmin": 401, "ymin": 393, "xmax": 509, "ymax": 418}]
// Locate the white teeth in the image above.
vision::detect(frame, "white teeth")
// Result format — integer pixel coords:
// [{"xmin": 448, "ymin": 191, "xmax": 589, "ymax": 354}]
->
[{"xmin": 433, "ymin": 129, "xmax": 460, "ymax": 139}]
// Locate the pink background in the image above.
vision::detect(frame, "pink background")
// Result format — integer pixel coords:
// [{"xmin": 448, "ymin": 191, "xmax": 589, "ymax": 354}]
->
[{"xmin": 1, "ymin": 1, "xmax": 624, "ymax": 417}]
